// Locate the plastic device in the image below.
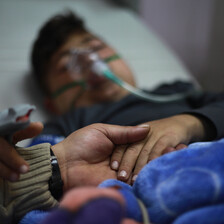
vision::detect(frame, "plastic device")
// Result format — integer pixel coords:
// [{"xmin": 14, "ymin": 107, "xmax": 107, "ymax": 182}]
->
[
  {"xmin": 0, "ymin": 104, "xmax": 36, "ymax": 143},
  {"xmin": 68, "ymin": 49, "xmax": 196, "ymax": 103}
]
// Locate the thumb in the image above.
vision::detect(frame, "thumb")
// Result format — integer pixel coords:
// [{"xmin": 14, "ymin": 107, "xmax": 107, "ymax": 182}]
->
[
  {"xmin": 13, "ymin": 122, "xmax": 44, "ymax": 144},
  {"xmin": 100, "ymin": 124, "xmax": 150, "ymax": 145}
]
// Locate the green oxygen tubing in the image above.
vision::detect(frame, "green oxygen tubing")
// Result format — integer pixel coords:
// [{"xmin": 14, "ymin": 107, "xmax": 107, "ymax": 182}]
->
[{"xmin": 90, "ymin": 53, "xmax": 196, "ymax": 103}]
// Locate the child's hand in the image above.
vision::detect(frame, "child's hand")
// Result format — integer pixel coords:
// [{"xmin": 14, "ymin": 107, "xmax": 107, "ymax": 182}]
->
[{"xmin": 110, "ymin": 114, "xmax": 205, "ymax": 183}]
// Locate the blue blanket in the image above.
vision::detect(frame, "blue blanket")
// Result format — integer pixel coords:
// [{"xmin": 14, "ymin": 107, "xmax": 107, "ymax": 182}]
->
[
  {"xmin": 21, "ymin": 138, "xmax": 224, "ymax": 224},
  {"xmin": 100, "ymin": 138, "xmax": 224, "ymax": 224}
]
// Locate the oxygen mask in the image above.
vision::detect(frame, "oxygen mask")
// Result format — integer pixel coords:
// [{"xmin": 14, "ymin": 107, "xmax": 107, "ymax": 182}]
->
[{"xmin": 66, "ymin": 48, "xmax": 109, "ymax": 90}]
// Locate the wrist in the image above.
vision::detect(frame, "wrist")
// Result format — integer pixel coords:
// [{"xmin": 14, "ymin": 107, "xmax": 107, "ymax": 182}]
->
[
  {"xmin": 184, "ymin": 113, "xmax": 216, "ymax": 141},
  {"xmin": 51, "ymin": 142, "xmax": 68, "ymax": 192},
  {"xmin": 174, "ymin": 114, "xmax": 212, "ymax": 142},
  {"xmin": 49, "ymin": 147, "xmax": 64, "ymax": 200}
]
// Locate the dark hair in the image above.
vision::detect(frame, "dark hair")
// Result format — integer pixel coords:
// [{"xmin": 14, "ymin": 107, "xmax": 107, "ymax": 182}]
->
[{"xmin": 31, "ymin": 11, "xmax": 87, "ymax": 94}]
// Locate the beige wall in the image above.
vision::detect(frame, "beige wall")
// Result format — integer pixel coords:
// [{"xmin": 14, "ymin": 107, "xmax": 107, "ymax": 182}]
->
[{"xmin": 140, "ymin": 0, "xmax": 224, "ymax": 92}]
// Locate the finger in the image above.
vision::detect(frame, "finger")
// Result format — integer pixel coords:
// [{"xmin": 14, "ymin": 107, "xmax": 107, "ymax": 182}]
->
[
  {"xmin": 0, "ymin": 162, "xmax": 20, "ymax": 182},
  {"xmin": 0, "ymin": 139, "xmax": 29, "ymax": 174},
  {"xmin": 117, "ymin": 142, "xmax": 144, "ymax": 182},
  {"xmin": 100, "ymin": 124, "xmax": 150, "ymax": 145},
  {"xmin": 119, "ymin": 172, "xmax": 132, "ymax": 185},
  {"xmin": 148, "ymin": 136, "xmax": 176, "ymax": 161},
  {"xmin": 13, "ymin": 122, "xmax": 44, "ymax": 144},
  {"xmin": 126, "ymin": 174, "xmax": 132, "ymax": 185},
  {"xmin": 131, "ymin": 173, "xmax": 138, "ymax": 185},
  {"xmin": 132, "ymin": 134, "xmax": 156, "ymax": 179},
  {"xmin": 163, "ymin": 143, "xmax": 187, "ymax": 155},
  {"xmin": 162, "ymin": 146, "xmax": 176, "ymax": 154},
  {"xmin": 132, "ymin": 135, "xmax": 175, "ymax": 180},
  {"xmin": 110, "ymin": 145, "xmax": 127, "ymax": 170},
  {"xmin": 175, "ymin": 143, "xmax": 187, "ymax": 150}
]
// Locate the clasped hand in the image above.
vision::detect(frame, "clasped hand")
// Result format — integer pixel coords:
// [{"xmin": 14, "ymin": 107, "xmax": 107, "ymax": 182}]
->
[
  {"xmin": 110, "ymin": 114, "xmax": 207, "ymax": 183},
  {"xmin": 52, "ymin": 123, "xmax": 149, "ymax": 191}
]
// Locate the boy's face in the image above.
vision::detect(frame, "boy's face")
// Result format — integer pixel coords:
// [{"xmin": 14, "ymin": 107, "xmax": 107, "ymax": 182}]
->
[{"xmin": 45, "ymin": 32, "xmax": 136, "ymax": 114}]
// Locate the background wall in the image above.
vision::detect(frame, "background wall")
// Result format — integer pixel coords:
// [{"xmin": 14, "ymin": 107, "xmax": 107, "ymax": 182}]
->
[{"xmin": 139, "ymin": 0, "xmax": 224, "ymax": 92}]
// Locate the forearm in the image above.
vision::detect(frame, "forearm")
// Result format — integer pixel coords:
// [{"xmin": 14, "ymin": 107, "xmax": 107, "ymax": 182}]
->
[
  {"xmin": 172, "ymin": 114, "xmax": 215, "ymax": 142},
  {"xmin": 184, "ymin": 113, "xmax": 216, "ymax": 141},
  {"xmin": 188, "ymin": 92, "xmax": 224, "ymax": 139},
  {"xmin": 0, "ymin": 143, "xmax": 58, "ymax": 224}
]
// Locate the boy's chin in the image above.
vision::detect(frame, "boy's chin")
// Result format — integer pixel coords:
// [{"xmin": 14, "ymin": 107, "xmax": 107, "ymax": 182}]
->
[
  {"xmin": 93, "ymin": 87, "xmax": 128, "ymax": 103},
  {"xmin": 74, "ymin": 89, "xmax": 128, "ymax": 108}
]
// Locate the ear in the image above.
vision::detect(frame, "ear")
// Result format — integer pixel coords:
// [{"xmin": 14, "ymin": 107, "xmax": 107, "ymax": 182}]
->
[{"xmin": 44, "ymin": 97, "xmax": 59, "ymax": 115}]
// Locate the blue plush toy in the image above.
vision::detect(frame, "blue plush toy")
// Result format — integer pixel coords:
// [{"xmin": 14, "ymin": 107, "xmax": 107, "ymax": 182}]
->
[{"xmin": 21, "ymin": 138, "xmax": 224, "ymax": 224}]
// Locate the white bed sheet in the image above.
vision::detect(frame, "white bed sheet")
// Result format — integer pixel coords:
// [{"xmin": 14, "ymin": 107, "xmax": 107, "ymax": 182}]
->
[{"xmin": 0, "ymin": 0, "xmax": 195, "ymax": 123}]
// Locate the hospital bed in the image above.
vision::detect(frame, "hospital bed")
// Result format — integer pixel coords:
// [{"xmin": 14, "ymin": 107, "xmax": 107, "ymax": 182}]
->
[
  {"xmin": 0, "ymin": 0, "xmax": 195, "ymax": 123},
  {"xmin": 2, "ymin": 2, "xmax": 223, "ymax": 223}
]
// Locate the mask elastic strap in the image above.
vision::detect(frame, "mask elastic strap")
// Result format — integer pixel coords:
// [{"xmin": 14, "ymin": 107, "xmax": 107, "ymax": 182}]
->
[
  {"xmin": 51, "ymin": 81, "xmax": 87, "ymax": 110},
  {"xmin": 50, "ymin": 81, "xmax": 86, "ymax": 99},
  {"xmin": 103, "ymin": 54, "xmax": 121, "ymax": 63}
]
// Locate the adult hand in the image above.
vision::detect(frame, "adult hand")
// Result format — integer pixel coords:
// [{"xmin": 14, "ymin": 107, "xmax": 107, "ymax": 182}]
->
[
  {"xmin": 52, "ymin": 123, "xmax": 149, "ymax": 191},
  {"xmin": 111, "ymin": 114, "xmax": 207, "ymax": 183},
  {"xmin": 0, "ymin": 122, "xmax": 43, "ymax": 181}
]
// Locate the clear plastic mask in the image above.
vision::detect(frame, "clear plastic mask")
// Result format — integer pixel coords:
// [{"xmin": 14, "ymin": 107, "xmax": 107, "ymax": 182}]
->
[{"xmin": 66, "ymin": 49, "xmax": 96, "ymax": 80}]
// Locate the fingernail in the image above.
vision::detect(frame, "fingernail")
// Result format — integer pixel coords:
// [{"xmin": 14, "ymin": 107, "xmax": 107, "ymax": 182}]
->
[
  {"xmin": 119, "ymin": 170, "xmax": 127, "ymax": 178},
  {"xmin": 10, "ymin": 173, "xmax": 19, "ymax": 182},
  {"xmin": 111, "ymin": 161, "xmax": 119, "ymax": 170},
  {"xmin": 20, "ymin": 165, "xmax": 29, "ymax": 174},
  {"xmin": 138, "ymin": 124, "xmax": 150, "ymax": 128},
  {"xmin": 132, "ymin": 175, "xmax": 138, "ymax": 182}
]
